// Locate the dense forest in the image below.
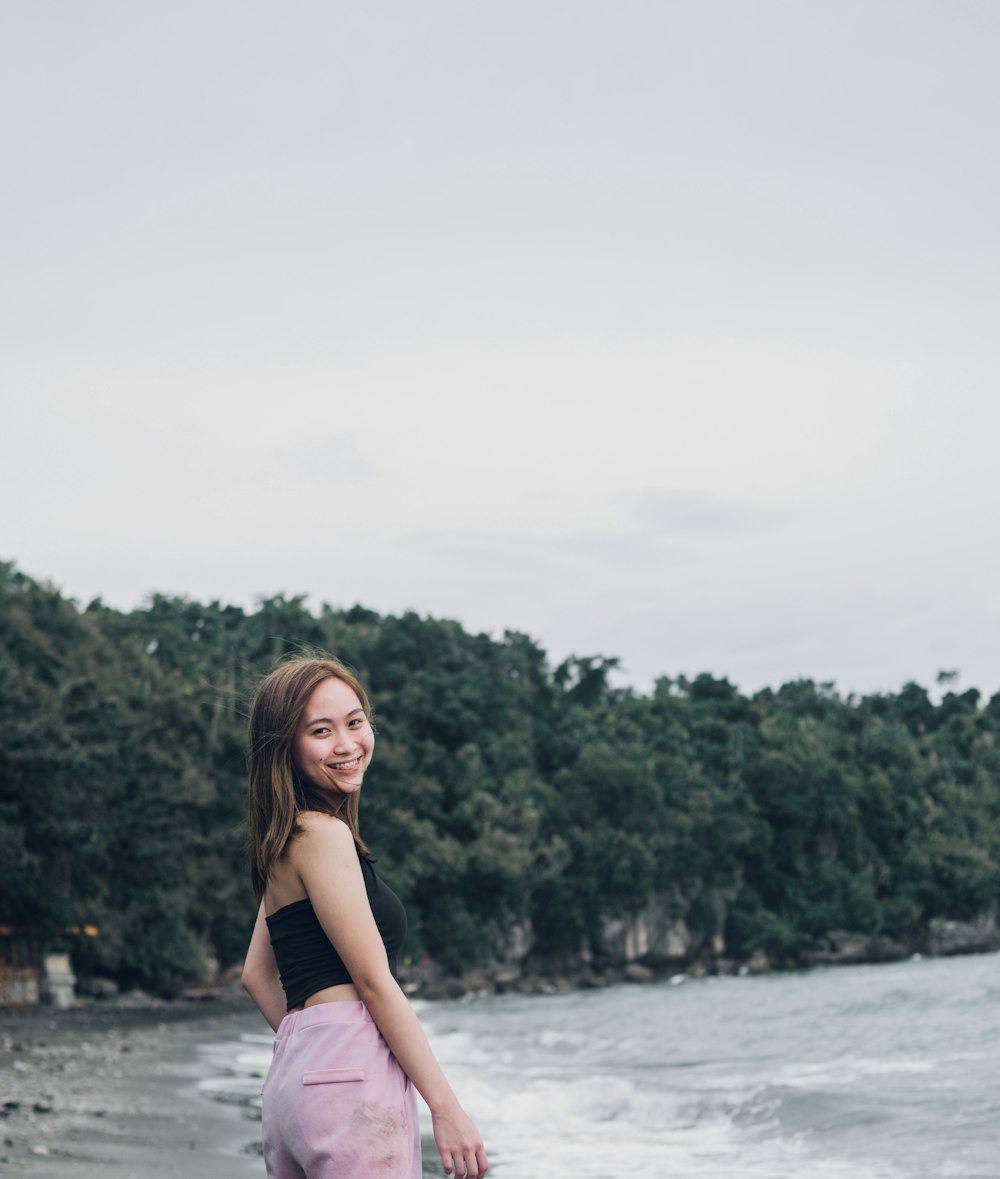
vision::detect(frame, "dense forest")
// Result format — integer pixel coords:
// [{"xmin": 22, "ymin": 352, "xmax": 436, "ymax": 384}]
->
[{"xmin": 1, "ymin": 560, "xmax": 998, "ymax": 993}]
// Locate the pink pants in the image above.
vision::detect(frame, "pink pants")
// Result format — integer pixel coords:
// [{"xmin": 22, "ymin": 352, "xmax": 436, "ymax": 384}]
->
[{"xmin": 261, "ymin": 1002, "xmax": 421, "ymax": 1179}]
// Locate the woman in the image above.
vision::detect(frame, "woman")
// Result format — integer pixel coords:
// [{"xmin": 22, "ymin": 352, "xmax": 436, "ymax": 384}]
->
[{"xmin": 242, "ymin": 656, "xmax": 488, "ymax": 1179}]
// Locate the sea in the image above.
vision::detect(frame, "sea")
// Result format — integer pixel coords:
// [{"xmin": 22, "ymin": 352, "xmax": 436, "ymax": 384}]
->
[{"xmin": 194, "ymin": 952, "xmax": 998, "ymax": 1178}]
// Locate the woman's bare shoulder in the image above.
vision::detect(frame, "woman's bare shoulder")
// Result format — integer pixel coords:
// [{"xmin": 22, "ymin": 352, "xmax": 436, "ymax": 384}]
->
[
  {"xmin": 293, "ymin": 811, "xmax": 354, "ymax": 849},
  {"xmin": 267, "ymin": 815, "xmax": 355, "ymax": 911},
  {"xmin": 295, "ymin": 809, "xmax": 350, "ymax": 833}
]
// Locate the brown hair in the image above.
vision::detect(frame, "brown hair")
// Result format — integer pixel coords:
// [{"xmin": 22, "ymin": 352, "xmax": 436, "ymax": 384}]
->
[{"xmin": 247, "ymin": 655, "xmax": 373, "ymax": 899}]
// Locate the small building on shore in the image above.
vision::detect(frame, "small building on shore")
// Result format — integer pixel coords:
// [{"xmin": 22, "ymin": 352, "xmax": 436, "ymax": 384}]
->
[{"xmin": 0, "ymin": 925, "xmax": 96, "ymax": 1007}]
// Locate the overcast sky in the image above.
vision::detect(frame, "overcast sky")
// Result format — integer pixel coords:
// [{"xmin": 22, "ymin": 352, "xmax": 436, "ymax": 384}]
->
[{"xmin": 3, "ymin": 2, "xmax": 998, "ymax": 699}]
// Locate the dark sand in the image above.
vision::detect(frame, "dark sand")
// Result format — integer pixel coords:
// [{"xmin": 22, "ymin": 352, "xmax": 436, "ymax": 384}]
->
[{"xmin": 0, "ymin": 998, "xmax": 266, "ymax": 1178}]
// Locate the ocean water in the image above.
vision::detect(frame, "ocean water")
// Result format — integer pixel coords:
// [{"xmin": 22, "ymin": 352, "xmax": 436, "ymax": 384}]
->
[{"xmin": 195, "ymin": 953, "xmax": 999, "ymax": 1178}]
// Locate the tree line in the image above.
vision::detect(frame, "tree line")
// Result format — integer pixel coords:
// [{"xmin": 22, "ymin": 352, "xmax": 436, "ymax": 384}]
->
[{"xmin": 1, "ymin": 560, "xmax": 997, "ymax": 991}]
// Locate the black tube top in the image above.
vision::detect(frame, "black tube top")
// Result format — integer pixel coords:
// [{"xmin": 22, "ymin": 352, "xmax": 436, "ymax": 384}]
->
[{"xmin": 266, "ymin": 853, "xmax": 407, "ymax": 1011}]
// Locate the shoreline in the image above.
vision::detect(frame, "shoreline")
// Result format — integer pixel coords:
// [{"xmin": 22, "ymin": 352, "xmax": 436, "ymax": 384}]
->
[
  {"xmin": 4, "ymin": 945, "xmax": 998, "ymax": 1175},
  {"xmin": 412, "ymin": 932, "xmax": 1000, "ymax": 1000},
  {"xmin": 0, "ymin": 998, "xmax": 265, "ymax": 1178}
]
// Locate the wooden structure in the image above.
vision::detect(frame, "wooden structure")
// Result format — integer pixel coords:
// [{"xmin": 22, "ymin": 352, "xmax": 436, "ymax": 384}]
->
[{"xmin": 0, "ymin": 926, "xmax": 40, "ymax": 1005}]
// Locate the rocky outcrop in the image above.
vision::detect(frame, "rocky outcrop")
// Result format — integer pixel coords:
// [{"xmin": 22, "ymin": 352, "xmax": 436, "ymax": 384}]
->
[
  {"xmin": 799, "ymin": 930, "xmax": 910, "ymax": 968},
  {"xmin": 926, "ymin": 913, "xmax": 1000, "ymax": 956},
  {"xmin": 408, "ymin": 899, "xmax": 1000, "ymax": 997},
  {"xmin": 796, "ymin": 913, "xmax": 1000, "ymax": 970}
]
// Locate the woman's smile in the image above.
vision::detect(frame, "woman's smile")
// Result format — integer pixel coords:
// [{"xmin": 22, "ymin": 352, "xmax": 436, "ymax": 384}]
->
[
  {"xmin": 293, "ymin": 676, "xmax": 375, "ymax": 795},
  {"xmin": 323, "ymin": 755, "xmax": 364, "ymax": 778}
]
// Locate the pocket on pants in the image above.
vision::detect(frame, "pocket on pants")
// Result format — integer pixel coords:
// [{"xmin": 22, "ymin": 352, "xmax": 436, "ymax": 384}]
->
[{"xmin": 302, "ymin": 1068, "xmax": 366, "ymax": 1085}]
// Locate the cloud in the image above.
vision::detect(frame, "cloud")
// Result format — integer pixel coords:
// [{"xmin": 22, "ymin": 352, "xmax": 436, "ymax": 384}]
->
[
  {"xmin": 399, "ymin": 527, "xmax": 684, "ymax": 575},
  {"xmin": 626, "ymin": 489, "xmax": 788, "ymax": 537},
  {"xmin": 545, "ymin": 530, "xmax": 683, "ymax": 569}
]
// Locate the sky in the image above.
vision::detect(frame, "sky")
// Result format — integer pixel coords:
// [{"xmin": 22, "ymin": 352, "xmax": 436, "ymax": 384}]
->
[{"xmin": 2, "ymin": 1, "xmax": 998, "ymax": 699}]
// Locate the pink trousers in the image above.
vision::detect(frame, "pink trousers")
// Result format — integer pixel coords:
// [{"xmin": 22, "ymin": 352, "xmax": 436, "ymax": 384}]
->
[{"xmin": 261, "ymin": 1002, "xmax": 421, "ymax": 1179}]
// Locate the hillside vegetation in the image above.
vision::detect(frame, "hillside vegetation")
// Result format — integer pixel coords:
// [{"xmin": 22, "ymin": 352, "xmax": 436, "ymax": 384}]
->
[{"xmin": 2, "ymin": 561, "xmax": 998, "ymax": 991}]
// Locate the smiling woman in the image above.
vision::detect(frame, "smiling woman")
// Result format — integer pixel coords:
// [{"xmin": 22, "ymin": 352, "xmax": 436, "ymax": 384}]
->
[
  {"xmin": 245, "ymin": 659, "xmax": 378, "ymax": 897},
  {"xmin": 242, "ymin": 656, "xmax": 488, "ymax": 1179}
]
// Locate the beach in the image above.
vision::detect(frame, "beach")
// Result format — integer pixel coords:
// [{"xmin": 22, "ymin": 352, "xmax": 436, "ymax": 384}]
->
[{"xmin": 0, "ymin": 998, "xmax": 264, "ymax": 1179}]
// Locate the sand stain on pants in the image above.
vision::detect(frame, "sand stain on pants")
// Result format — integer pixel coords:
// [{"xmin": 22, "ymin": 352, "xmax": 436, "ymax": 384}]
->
[{"xmin": 262, "ymin": 1002, "xmax": 421, "ymax": 1179}]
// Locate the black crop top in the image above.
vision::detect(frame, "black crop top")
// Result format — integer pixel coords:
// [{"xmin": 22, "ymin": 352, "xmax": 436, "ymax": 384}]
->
[{"xmin": 266, "ymin": 853, "xmax": 407, "ymax": 1011}]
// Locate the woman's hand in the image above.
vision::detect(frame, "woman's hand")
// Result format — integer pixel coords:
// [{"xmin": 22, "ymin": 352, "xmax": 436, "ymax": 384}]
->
[{"xmin": 432, "ymin": 1103, "xmax": 488, "ymax": 1178}]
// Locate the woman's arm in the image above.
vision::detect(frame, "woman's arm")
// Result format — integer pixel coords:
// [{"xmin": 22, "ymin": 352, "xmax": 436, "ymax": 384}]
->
[
  {"xmin": 294, "ymin": 814, "xmax": 488, "ymax": 1179},
  {"xmin": 241, "ymin": 900, "xmax": 287, "ymax": 1033}
]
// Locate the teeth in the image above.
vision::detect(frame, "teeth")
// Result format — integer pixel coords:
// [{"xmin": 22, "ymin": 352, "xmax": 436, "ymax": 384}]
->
[{"xmin": 328, "ymin": 758, "xmax": 360, "ymax": 770}]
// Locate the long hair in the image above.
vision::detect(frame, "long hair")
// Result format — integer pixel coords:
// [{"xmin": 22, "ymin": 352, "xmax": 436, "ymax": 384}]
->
[{"xmin": 247, "ymin": 655, "xmax": 373, "ymax": 899}]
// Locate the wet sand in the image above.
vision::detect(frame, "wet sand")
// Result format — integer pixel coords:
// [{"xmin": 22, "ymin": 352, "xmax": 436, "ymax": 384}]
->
[{"xmin": 0, "ymin": 999, "xmax": 265, "ymax": 1178}]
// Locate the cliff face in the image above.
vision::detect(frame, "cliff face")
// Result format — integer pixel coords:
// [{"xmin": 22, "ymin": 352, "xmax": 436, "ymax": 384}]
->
[{"xmin": 601, "ymin": 897, "xmax": 695, "ymax": 966}]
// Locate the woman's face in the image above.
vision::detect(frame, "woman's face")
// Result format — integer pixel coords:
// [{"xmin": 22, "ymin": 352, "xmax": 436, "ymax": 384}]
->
[{"xmin": 292, "ymin": 676, "xmax": 375, "ymax": 796}]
